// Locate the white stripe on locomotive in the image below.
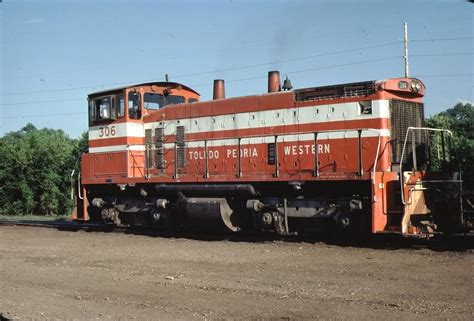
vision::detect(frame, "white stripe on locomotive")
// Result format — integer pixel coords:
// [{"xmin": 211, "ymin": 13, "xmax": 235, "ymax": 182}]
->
[{"xmin": 88, "ymin": 100, "xmax": 390, "ymax": 153}]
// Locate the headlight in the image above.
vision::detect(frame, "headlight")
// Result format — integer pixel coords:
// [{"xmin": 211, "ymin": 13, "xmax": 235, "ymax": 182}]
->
[{"xmin": 410, "ymin": 81, "xmax": 419, "ymax": 92}]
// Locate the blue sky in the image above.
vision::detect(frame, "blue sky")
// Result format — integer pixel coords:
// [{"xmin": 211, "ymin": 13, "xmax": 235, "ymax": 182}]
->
[{"xmin": 1, "ymin": 0, "xmax": 472, "ymax": 138}]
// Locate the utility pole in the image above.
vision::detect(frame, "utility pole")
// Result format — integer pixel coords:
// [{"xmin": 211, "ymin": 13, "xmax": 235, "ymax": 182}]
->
[{"xmin": 404, "ymin": 22, "xmax": 410, "ymax": 78}]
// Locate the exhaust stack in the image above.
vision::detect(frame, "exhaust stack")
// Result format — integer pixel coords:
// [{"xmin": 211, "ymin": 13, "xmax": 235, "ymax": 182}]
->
[
  {"xmin": 268, "ymin": 71, "xmax": 281, "ymax": 93},
  {"xmin": 213, "ymin": 79, "xmax": 225, "ymax": 100}
]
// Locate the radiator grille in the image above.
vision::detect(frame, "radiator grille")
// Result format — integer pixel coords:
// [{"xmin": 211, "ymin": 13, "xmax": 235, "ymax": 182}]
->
[
  {"xmin": 155, "ymin": 127, "xmax": 164, "ymax": 169},
  {"xmin": 176, "ymin": 126, "xmax": 186, "ymax": 168},
  {"xmin": 389, "ymin": 100, "xmax": 426, "ymax": 164},
  {"xmin": 145, "ymin": 129, "xmax": 153, "ymax": 169},
  {"xmin": 295, "ymin": 81, "xmax": 376, "ymax": 102}
]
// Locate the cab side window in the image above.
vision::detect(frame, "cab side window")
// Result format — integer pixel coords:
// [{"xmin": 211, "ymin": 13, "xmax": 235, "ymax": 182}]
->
[
  {"xmin": 128, "ymin": 91, "xmax": 141, "ymax": 119},
  {"xmin": 99, "ymin": 97, "xmax": 111, "ymax": 119},
  {"xmin": 359, "ymin": 101, "xmax": 373, "ymax": 115},
  {"xmin": 118, "ymin": 94, "xmax": 125, "ymax": 118},
  {"xmin": 89, "ymin": 96, "xmax": 115, "ymax": 124}
]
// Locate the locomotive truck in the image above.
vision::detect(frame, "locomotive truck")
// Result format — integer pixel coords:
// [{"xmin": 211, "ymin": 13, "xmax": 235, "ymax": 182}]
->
[{"xmin": 72, "ymin": 71, "xmax": 469, "ymax": 237}]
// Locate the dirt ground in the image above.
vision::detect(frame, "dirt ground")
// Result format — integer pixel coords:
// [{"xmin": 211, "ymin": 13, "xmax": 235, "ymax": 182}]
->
[{"xmin": 0, "ymin": 226, "xmax": 473, "ymax": 320}]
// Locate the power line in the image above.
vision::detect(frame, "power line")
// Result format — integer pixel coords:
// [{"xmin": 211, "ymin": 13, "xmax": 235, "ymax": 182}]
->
[
  {"xmin": 0, "ymin": 41, "xmax": 404, "ymax": 96},
  {"xmin": 2, "ymin": 112, "xmax": 87, "ymax": 119},
  {"xmin": 1, "ymin": 55, "xmax": 402, "ymax": 104},
  {"xmin": 414, "ymin": 74, "xmax": 473, "ymax": 78},
  {"xmin": 411, "ymin": 52, "xmax": 473, "ymax": 57},
  {"xmin": 171, "ymin": 42, "xmax": 403, "ymax": 78},
  {"xmin": 4, "ymin": 36, "xmax": 473, "ymax": 98},
  {"xmin": 3, "ymin": 72, "xmax": 472, "ymax": 119},
  {"xmin": 2, "ymin": 97, "xmax": 85, "ymax": 106},
  {"xmin": 3, "ymin": 37, "xmax": 472, "ymax": 97},
  {"xmin": 2, "ymin": 52, "xmax": 473, "ymax": 108},
  {"xmin": 411, "ymin": 36, "xmax": 474, "ymax": 43},
  {"xmin": 2, "ymin": 85, "xmax": 103, "ymax": 96},
  {"xmin": 178, "ymin": 57, "xmax": 472, "ymax": 87},
  {"xmin": 3, "ymin": 50, "xmax": 470, "ymax": 98},
  {"xmin": 6, "ymin": 35, "xmax": 472, "ymax": 86},
  {"xmin": 5, "ymin": 36, "xmax": 472, "ymax": 85},
  {"xmin": 218, "ymin": 56, "xmax": 402, "ymax": 86}
]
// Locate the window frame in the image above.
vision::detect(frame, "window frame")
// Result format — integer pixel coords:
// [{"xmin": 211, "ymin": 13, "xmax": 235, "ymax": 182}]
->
[
  {"xmin": 143, "ymin": 92, "xmax": 186, "ymax": 110},
  {"xmin": 144, "ymin": 92, "xmax": 164, "ymax": 110},
  {"xmin": 88, "ymin": 95, "xmax": 116, "ymax": 125},
  {"xmin": 358, "ymin": 100, "xmax": 373, "ymax": 115},
  {"xmin": 88, "ymin": 92, "xmax": 126, "ymax": 126},
  {"xmin": 118, "ymin": 93, "xmax": 125, "ymax": 118},
  {"xmin": 128, "ymin": 90, "xmax": 142, "ymax": 119}
]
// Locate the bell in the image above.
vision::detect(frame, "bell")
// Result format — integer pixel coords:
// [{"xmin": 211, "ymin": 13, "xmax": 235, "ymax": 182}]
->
[{"xmin": 282, "ymin": 75, "xmax": 293, "ymax": 91}]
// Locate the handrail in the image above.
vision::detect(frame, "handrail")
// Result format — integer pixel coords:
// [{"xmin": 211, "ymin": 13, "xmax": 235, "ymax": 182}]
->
[
  {"xmin": 70, "ymin": 153, "xmax": 83, "ymax": 201},
  {"xmin": 307, "ymin": 128, "xmax": 382, "ymax": 178},
  {"xmin": 204, "ymin": 140, "xmax": 209, "ymax": 178},
  {"xmin": 77, "ymin": 173, "xmax": 83, "ymax": 200},
  {"xmin": 304, "ymin": 128, "xmax": 382, "ymax": 178},
  {"xmin": 173, "ymin": 143, "xmax": 178, "ymax": 179},
  {"xmin": 125, "ymin": 127, "xmax": 383, "ymax": 180},
  {"xmin": 145, "ymin": 144, "xmax": 150, "ymax": 179},
  {"xmin": 181, "ymin": 128, "xmax": 381, "ymax": 144},
  {"xmin": 399, "ymin": 127, "xmax": 462, "ymax": 205}
]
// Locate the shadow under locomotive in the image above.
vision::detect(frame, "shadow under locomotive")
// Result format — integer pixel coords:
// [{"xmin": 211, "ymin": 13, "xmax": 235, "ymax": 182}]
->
[
  {"xmin": 3, "ymin": 217, "xmax": 470, "ymax": 252},
  {"xmin": 49, "ymin": 219, "xmax": 474, "ymax": 252}
]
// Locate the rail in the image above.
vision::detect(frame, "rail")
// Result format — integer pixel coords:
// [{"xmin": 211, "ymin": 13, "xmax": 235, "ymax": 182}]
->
[{"xmin": 136, "ymin": 128, "xmax": 383, "ymax": 180}]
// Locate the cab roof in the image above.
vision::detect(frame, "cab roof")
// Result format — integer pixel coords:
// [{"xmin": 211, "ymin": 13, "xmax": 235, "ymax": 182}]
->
[{"xmin": 88, "ymin": 81, "xmax": 200, "ymax": 98}]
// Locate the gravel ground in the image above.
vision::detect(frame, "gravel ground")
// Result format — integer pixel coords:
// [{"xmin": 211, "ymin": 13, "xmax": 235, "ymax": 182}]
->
[{"xmin": 0, "ymin": 226, "xmax": 473, "ymax": 320}]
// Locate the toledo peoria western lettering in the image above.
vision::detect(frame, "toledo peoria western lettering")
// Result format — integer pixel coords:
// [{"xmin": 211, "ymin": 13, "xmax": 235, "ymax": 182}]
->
[{"xmin": 188, "ymin": 143, "xmax": 330, "ymax": 160}]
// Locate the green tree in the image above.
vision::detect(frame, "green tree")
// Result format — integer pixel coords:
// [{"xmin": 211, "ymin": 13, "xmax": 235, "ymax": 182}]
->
[
  {"xmin": 426, "ymin": 102, "xmax": 474, "ymax": 189},
  {"xmin": 76, "ymin": 131, "xmax": 89, "ymax": 155},
  {"xmin": 0, "ymin": 124, "xmax": 87, "ymax": 215}
]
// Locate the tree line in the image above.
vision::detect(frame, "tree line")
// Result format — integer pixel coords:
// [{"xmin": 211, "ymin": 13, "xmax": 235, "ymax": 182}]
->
[
  {"xmin": 425, "ymin": 102, "xmax": 473, "ymax": 188},
  {"xmin": 0, "ymin": 103, "xmax": 472, "ymax": 216},
  {"xmin": 0, "ymin": 124, "xmax": 87, "ymax": 215}
]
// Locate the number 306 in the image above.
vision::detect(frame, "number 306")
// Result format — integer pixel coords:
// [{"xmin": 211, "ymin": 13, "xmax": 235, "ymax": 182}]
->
[{"xmin": 99, "ymin": 126, "xmax": 116, "ymax": 137}]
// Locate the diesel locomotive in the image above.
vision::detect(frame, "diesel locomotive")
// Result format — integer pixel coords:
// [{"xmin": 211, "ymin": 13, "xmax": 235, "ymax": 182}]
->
[{"xmin": 72, "ymin": 71, "xmax": 468, "ymax": 237}]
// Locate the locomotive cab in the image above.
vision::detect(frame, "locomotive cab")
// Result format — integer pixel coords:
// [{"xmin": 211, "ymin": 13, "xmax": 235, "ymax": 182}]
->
[
  {"xmin": 88, "ymin": 82, "xmax": 200, "ymax": 126},
  {"xmin": 73, "ymin": 82, "xmax": 200, "ymax": 221}
]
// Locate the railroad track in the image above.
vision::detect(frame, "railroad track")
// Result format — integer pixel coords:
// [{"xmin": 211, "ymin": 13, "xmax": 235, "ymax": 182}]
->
[
  {"xmin": 0, "ymin": 219, "xmax": 154, "ymax": 235},
  {"xmin": 0, "ymin": 219, "xmax": 110, "ymax": 230},
  {"xmin": 0, "ymin": 218, "xmax": 473, "ymax": 252},
  {"xmin": 0, "ymin": 219, "xmax": 283, "ymax": 241}
]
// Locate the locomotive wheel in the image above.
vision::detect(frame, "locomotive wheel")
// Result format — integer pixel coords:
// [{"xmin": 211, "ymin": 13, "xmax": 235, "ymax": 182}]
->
[
  {"xmin": 86, "ymin": 206, "xmax": 102, "ymax": 223},
  {"xmin": 333, "ymin": 211, "xmax": 370, "ymax": 240},
  {"xmin": 101, "ymin": 208, "xmax": 121, "ymax": 226}
]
